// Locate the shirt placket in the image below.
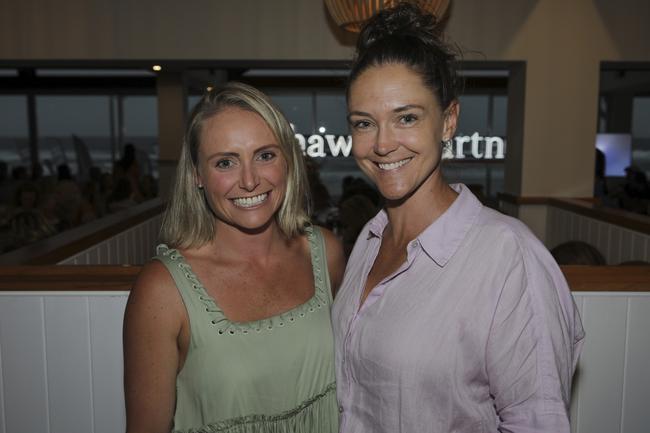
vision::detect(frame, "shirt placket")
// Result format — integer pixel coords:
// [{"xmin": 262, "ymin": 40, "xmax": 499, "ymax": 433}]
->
[{"xmin": 339, "ymin": 238, "xmax": 421, "ymax": 431}]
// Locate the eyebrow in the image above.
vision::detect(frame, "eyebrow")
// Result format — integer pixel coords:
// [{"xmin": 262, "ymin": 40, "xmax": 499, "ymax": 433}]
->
[
  {"xmin": 347, "ymin": 104, "xmax": 426, "ymax": 120},
  {"xmin": 205, "ymin": 144, "xmax": 281, "ymax": 162}
]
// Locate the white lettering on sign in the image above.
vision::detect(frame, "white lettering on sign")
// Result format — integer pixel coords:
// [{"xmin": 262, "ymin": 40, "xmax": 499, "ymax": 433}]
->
[{"xmin": 293, "ymin": 132, "xmax": 505, "ymax": 160}]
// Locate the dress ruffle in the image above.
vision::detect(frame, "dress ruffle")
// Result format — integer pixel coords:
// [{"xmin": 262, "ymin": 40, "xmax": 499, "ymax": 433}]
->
[{"xmin": 173, "ymin": 382, "xmax": 337, "ymax": 433}]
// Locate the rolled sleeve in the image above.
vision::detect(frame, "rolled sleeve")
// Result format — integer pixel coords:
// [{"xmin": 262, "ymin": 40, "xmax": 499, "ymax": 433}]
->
[{"xmin": 486, "ymin": 256, "xmax": 574, "ymax": 433}]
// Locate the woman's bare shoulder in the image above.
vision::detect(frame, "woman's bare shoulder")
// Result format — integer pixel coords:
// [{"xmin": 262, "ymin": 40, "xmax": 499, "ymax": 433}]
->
[{"xmin": 126, "ymin": 259, "xmax": 185, "ymax": 325}]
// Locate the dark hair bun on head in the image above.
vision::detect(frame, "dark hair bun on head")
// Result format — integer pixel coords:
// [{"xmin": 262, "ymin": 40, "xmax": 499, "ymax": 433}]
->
[
  {"xmin": 348, "ymin": 2, "xmax": 460, "ymax": 110},
  {"xmin": 357, "ymin": 2, "xmax": 443, "ymax": 52}
]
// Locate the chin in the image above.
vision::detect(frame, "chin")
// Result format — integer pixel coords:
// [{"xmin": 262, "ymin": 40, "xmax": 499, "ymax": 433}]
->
[{"xmin": 231, "ymin": 217, "xmax": 276, "ymax": 235}]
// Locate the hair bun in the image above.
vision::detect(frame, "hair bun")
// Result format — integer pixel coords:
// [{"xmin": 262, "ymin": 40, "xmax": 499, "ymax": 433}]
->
[{"xmin": 357, "ymin": 2, "xmax": 443, "ymax": 51}]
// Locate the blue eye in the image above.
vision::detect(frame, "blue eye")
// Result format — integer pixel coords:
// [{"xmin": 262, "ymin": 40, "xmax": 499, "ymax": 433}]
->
[
  {"xmin": 399, "ymin": 114, "xmax": 418, "ymax": 125},
  {"xmin": 215, "ymin": 159, "xmax": 233, "ymax": 169},
  {"xmin": 351, "ymin": 120, "xmax": 372, "ymax": 130},
  {"xmin": 258, "ymin": 151, "xmax": 276, "ymax": 161}
]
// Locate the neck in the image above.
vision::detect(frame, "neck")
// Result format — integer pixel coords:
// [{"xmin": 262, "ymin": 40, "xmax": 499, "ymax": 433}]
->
[
  {"xmin": 384, "ymin": 176, "xmax": 457, "ymax": 246},
  {"xmin": 200, "ymin": 219, "xmax": 289, "ymax": 263}
]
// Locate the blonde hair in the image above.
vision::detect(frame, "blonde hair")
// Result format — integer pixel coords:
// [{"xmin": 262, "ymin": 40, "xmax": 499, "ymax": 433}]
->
[{"xmin": 160, "ymin": 82, "xmax": 310, "ymax": 249}]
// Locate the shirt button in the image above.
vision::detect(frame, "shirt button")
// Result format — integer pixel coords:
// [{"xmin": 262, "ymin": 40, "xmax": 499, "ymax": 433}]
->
[
  {"xmin": 410, "ymin": 240, "xmax": 419, "ymax": 248},
  {"xmin": 339, "ymin": 406, "xmax": 344, "ymax": 413}
]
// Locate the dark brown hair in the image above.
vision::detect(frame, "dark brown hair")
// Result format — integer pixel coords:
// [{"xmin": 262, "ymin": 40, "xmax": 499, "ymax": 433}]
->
[{"xmin": 347, "ymin": 2, "xmax": 460, "ymax": 111}]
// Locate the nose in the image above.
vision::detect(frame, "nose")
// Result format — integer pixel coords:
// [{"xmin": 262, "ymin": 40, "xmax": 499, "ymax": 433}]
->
[
  {"xmin": 239, "ymin": 162, "xmax": 260, "ymax": 192},
  {"xmin": 373, "ymin": 126, "xmax": 398, "ymax": 156}
]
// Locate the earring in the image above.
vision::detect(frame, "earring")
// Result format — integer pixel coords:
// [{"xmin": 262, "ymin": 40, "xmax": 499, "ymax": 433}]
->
[
  {"xmin": 197, "ymin": 184, "xmax": 204, "ymax": 189},
  {"xmin": 441, "ymin": 138, "xmax": 453, "ymax": 148}
]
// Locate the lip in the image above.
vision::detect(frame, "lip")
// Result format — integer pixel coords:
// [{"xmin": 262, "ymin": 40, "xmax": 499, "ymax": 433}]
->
[
  {"xmin": 375, "ymin": 157, "xmax": 413, "ymax": 171},
  {"xmin": 230, "ymin": 192, "xmax": 269, "ymax": 208}
]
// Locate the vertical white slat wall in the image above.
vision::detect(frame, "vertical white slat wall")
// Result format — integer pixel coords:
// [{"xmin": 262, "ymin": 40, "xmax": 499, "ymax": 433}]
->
[
  {"xmin": 44, "ymin": 297, "xmax": 94, "ymax": 433},
  {"xmin": 89, "ymin": 297, "xmax": 128, "ymax": 433},
  {"xmin": 58, "ymin": 213, "xmax": 162, "ymax": 266},
  {"xmin": 0, "ymin": 293, "xmax": 128, "ymax": 433},
  {"xmin": 570, "ymin": 293, "xmax": 650, "ymax": 433},
  {"xmin": 0, "ymin": 297, "xmax": 50, "ymax": 433},
  {"xmin": 1, "ymin": 291, "xmax": 649, "ymax": 433},
  {"xmin": 546, "ymin": 206, "xmax": 650, "ymax": 264}
]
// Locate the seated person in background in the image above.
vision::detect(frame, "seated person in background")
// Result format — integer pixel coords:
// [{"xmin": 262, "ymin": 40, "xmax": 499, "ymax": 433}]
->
[
  {"xmin": 123, "ymin": 82, "xmax": 344, "ymax": 433},
  {"xmin": 54, "ymin": 164, "xmax": 83, "ymax": 228},
  {"xmin": 551, "ymin": 241, "xmax": 607, "ymax": 266},
  {"xmin": 8, "ymin": 182, "xmax": 57, "ymax": 247},
  {"xmin": 618, "ymin": 165, "xmax": 650, "ymax": 214}
]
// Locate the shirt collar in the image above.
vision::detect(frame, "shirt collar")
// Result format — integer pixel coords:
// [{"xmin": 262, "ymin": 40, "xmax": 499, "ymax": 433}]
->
[{"xmin": 365, "ymin": 184, "xmax": 483, "ymax": 267}]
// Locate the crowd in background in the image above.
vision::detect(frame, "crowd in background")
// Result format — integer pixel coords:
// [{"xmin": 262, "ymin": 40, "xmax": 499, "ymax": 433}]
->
[
  {"xmin": 2, "ymin": 144, "xmax": 648, "ymax": 265},
  {"xmin": 0, "ymin": 143, "xmax": 158, "ymax": 254},
  {"xmin": 595, "ymin": 148, "xmax": 650, "ymax": 215}
]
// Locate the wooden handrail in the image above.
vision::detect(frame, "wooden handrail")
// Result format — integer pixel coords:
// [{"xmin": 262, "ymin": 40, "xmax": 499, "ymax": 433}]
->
[
  {"xmin": 548, "ymin": 198, "xmax": 650, "ymax": 235},
  {"xmin": 0, "ymin": 265, "xmax": 648, "ymax": 292},
  {"xmin": 497, "ymin": 193, "xmax": 650, "ymax": 235},
  {"xmin": 0, "ymin": 266, "xmax": 140, "ymax": 291},
  {"xmin": 0, "ymin": 198, "xmax": 165, "ymax": 266}
]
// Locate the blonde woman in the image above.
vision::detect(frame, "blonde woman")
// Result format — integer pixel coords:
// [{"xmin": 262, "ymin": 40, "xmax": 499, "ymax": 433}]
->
[{"xmin": 124, "ymin": 82, "xmax": 344, "ymax": 433}]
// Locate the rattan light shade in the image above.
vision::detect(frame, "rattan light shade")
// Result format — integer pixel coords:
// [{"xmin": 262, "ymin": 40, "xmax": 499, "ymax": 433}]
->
[{"xmin": 324, "ymin": 0, "xmax": 450, "ymax": 32}]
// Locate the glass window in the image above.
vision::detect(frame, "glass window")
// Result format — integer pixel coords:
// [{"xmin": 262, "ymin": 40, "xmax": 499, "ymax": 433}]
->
[
  {"xmin": 266, "ymin": 91, "xmax": 313, "ymax": 135},
  {"xmin": 123, "ymin": 95, "xmax": 158, "ymax": 177},
  {"xmin": 456, "ymin": 95, "xmax": 489, "ymax": 135},
  {"xmin": 315, "ymin": 91, "xmax": 348, "ymax": 136},
  {"xmin": 632, "ymin": 97, "xmax": 650, "ymax": 138},
  {"xmin": 492, "ymin": 96, "xmax": 508, "ymax": 137},
  {"xmin": 36, "ymin": 95, "xmax": 111, "ymax": 178},
  {"xmin": 0, "ymin": 96, "xmax": 29, "ymax": 168}
]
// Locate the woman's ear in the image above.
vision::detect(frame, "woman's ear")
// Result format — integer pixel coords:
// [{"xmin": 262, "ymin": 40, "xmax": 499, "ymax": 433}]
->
[{"xmin": 442, "ymin": 100, "xmax": 460, "ymax": 142}]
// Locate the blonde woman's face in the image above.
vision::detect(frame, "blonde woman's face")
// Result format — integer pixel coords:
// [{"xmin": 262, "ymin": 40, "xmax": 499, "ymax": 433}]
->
[{"xmin": 195, "ymin": 107, "xmax": 288, "ymax": 233}]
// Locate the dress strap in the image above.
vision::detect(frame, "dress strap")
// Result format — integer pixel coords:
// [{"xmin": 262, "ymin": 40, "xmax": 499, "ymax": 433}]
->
[
  {"xmin": 153, "ymin": 245, "xmax": 222, "ymax": 330},
  {"xmin": 307, "ymin": 226, "xmax": 333, "ymax": 305}
]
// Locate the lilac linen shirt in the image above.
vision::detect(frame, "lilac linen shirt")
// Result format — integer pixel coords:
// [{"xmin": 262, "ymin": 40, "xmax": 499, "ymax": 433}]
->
[{"xmin": 332, "ymin": 184, "xmax": 585, "ymax": 433}]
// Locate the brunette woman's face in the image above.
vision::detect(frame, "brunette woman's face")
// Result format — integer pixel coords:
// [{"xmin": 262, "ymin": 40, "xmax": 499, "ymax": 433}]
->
[{"xmin": 347, "ymin": 63, "xmax": 458, "ymax": 203}]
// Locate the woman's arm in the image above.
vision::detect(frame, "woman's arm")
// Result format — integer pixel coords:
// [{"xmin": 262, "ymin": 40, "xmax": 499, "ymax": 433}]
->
[
  {"xmin": 123, "ymin": 260, "xmax": 187, "ymax": 433},
  {"xmin": 486, "ymin": 254, "xmax": 580, "ymax": 433},
  {"xmin": 319, "ymin": 227, "xmax": 346, "ymax": 297}
]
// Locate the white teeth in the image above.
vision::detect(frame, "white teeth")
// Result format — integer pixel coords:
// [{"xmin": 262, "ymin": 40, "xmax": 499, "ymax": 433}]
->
[
  {"xmin": 378, "ymin": 158, "xmax": 411, "ymax": 170},
  {"xmin": 233, "ymin": 193, "xmax": 268, "ymax": 208}
]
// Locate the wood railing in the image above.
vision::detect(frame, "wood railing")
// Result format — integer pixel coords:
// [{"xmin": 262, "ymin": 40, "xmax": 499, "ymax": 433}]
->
[
  {"xmin": 2, "ymin": 265, "xmax": 648, "ymax": 292},
  {"xmin": 0, "ymin": 198, "xmax": 164, "ymax": 265}
]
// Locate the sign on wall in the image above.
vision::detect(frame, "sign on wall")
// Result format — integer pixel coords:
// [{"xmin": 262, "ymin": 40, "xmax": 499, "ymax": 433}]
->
[{"xmin": 294, "ymin": 132, "xmax": 505, "ymax": 160}]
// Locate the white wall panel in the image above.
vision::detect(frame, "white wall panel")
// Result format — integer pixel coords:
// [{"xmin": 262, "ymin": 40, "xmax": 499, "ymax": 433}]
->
[
  {"xmin": 632, "ymin": 234, "xmax": 646, "ymax": 262},
  {"xmin": 44, "ymin": 296, "xmax": 93, "ymax": 433},
  {"xmin": 575, "ymin": 295, "xmax": 628, "ymax": 433},
  {"xmin": 0, "ymin": 322, "xmax": 6, "ymax": 433},
  {"xmin": 2, "ymin": 291, "xmax": 649, "ymax": 433},
  {"xmin": 621, "ymin": 297, "xmax": 650, "ymax": 433},
  {"xmin": 619, "ymin": 230, "xmax": 634, "ymax": 264},
  {"xmin": 579, "ymin": 215, "xmax": 589, "ymax": 242},
  {"xmin": 0, "ymin": 297, "xmax": 49, "ymax": 433},
  {"xmin": 89, "ymin": 296, "xmax": 127, "ymax": 433},
  {"xmin": 546, "ymin": 207, "xmax": 650, "ymax": 265},
  {"xmin": 569, "ymin": 295, "xmax": 585, "ymax": 433},
  {"xmin": 58, "ymin": 214, "xmax": 161, "ymax": 266}
]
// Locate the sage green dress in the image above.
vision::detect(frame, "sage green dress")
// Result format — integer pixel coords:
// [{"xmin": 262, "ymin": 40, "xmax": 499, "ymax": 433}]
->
[{"xmin": 154, "ymin": 226, "xmax": 338, "ymax": 433}]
